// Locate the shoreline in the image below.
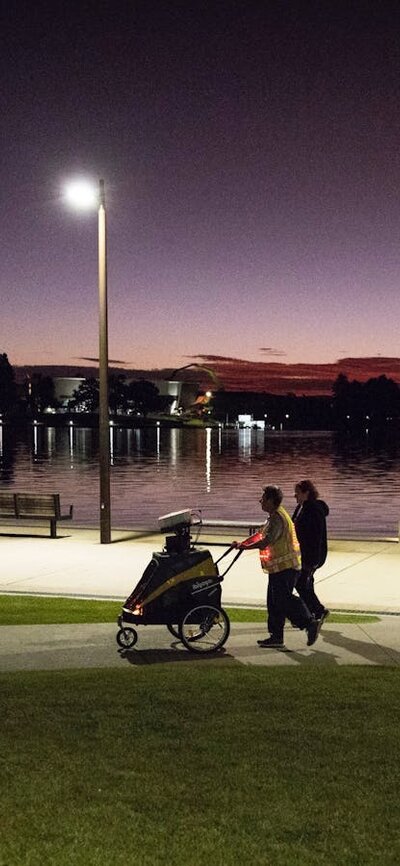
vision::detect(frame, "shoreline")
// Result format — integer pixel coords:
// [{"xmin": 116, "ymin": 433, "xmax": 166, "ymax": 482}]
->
[{"xmin": 1, "ymin": 416, "xmax": 335, "ymax": 432}]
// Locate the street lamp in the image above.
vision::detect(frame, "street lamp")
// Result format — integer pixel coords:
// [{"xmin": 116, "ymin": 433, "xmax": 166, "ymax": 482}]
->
[{"xmin": 65, "ymin": 178, "xmax": 111, "ymax": 543}]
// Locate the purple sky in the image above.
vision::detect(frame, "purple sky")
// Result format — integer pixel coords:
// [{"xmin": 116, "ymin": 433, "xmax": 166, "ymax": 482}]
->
[{"xmin": 2, "ymin": 1, "xmax": 400, "ymax": 382}]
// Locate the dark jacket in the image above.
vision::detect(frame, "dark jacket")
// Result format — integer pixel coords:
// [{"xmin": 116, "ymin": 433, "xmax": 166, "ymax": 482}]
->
[{"xmin": 292, "ymin": 499, "xmax": 329, "ymax": 570}]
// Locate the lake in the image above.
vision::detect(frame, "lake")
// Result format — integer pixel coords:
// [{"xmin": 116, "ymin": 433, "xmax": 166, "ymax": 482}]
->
[{"xmin": 1, "ymin": 424, "xmax": 399, "ymax": 538}]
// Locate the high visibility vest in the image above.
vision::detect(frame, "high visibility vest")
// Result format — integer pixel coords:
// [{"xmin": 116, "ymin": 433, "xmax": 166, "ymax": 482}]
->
[{"xmin": 259, "ymin": 506, "xmax": 301, "ymax": 574}]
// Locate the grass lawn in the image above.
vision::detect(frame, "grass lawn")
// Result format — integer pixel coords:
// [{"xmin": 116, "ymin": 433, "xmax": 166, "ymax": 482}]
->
[
  {"xmin": 0, "ymin": 594, "xmax": 379, "ymax": 626},
  {"xmin": 1, "ymin": 666, "xmax": 399, "ymax": 866}
]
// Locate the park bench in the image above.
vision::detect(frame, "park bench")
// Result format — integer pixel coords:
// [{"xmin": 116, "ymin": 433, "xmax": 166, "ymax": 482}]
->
[
  {"xmin": 0, "ymin": 492, "xmax": 73, "ymax": 538},
  {"xmin": 192, "ymin": 517, "xmax": 260, "ymax": 538}
]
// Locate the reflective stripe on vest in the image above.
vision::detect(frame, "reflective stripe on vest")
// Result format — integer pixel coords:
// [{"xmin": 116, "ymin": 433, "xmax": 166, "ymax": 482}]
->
[{"xmin": 259, "ymin": 506, "xmax": 301, "ymax": 573}]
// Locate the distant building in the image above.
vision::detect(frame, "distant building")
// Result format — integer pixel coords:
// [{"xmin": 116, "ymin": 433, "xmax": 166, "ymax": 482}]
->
[
  {"xmin": 54, "ymin": 377, "xmax": 84, "ymax": 409},
  {"xmin": 150, "ymin": 380, "xmax": 199, "ymax": 413},
  {"xmin": 237, "ymin": 414, "xmax": 265, "ymax": 430},
  {"xmin": 54, "ymin": 376, "xmax": 199, "ymax": 415}
]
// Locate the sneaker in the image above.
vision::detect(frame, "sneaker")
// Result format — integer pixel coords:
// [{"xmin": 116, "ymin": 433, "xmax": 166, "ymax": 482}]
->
[
  {"xmin": 306, "ymin": 619, "xmax": 320, "ymax": 646},
  {"xmin": 319, "ymin": 608, "xmax": 330, "ymax": 624},
  {"xmin": 257, "ymin": 636, "xmax": 285, "ymax": 648}
]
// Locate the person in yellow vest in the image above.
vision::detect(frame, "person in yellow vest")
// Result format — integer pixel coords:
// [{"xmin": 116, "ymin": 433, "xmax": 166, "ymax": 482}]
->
[{"xmin": 233, "ymin": 485, "xmax": 320, "ymax": 649}]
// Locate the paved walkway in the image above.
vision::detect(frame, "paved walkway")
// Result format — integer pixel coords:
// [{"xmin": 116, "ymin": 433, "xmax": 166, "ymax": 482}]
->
[
  {"xmin": 0, "ymin": 619, "xmax": 399, "ymax": 672},
  {"xmin": 0, "ymin": 526, "xmax": 399, "ymax": 671},
  {"xmin": 0, "ymin": 525, "xmax": 399, "ymax": 612}
]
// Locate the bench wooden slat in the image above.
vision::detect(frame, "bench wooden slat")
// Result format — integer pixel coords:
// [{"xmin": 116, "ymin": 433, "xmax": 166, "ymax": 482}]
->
[
  {"xmin": 0, "ymin": 492, "xmax": 73, "ymax": 538},
  {"xmin": 16, "ymin": 493, "xmax": 61, "ymax": 518},
  {"xmin": 0, "ymin": 492, "xmax": 17, "ymax": 518}
]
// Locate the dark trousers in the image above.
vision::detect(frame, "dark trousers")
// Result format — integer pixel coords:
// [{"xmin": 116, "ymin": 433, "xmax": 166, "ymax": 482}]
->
[
  {"xmin": 267, "ymin": 569, "xmax": 312, "ymax": 640},
  {"xmin": 296, "ymin": 568, "xmax": 325, "ymax": 619}
]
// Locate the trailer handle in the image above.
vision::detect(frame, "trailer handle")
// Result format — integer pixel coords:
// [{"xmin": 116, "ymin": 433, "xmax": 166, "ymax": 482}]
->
[{"xmin": 216, "ymin": 546, "xmax": 244, "ymax": 578}]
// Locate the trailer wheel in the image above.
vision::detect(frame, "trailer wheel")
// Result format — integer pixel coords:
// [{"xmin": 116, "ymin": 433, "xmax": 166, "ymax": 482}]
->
[
  {"xmin": 166, "ymin": 624, "xmax": 181, "ymax": 640},
  {"xmin": 116, "ymin": 627, "xmax": 138, "ymax": 649},
  {"xmin": 179, "ymin": 606, "xmax": 230, "ymax": 654}
]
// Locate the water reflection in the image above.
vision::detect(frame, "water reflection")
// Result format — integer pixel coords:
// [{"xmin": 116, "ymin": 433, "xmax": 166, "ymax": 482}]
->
[
  {"xmin": 332, "ymin": 431, "xmax": 400, "ymax": 472},
  {"xmin": 170, "ymin": 428, "xmax": 178, "ymax": 467},
  {"xmin": 0, "ymin": 423, "xmax": 16, "ymax": 482},
  {"xmin": 33, "ymin": 421, "xmax": 39, "ymax": 459},
  {"xmin": 156, "ymin": 424, "xmax": 160, "ymax": 463},
  {"xmin": 68, "ymin": 423, "xmax": 74, "ymax": 466},
  {"xmin": 134, "ymin": 428, "xmax": 142, "ymax": 454},
  {"xmin": 75, "ymin": 427, "xmax": 94, "ymax": 460},
  {"xmin": 238, "ymin": 427, "xmax": 252, "ymax": 461},
  {"xmin": 205, "ymin": 427, "xmax": 211, "ymax": 492},
  {"xmin": 47, "ymin": 426, "xmax": 56, "ymax": 458},
  {"xmin": 0, "ymin": 425, "xmax": 398, "ymax": 535}
]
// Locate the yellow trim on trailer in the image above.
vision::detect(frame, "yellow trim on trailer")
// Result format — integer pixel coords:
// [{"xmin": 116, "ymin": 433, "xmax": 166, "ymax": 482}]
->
[{"xmin": 140, "ymin": 556, "xmax": 218, "ymax": 608}]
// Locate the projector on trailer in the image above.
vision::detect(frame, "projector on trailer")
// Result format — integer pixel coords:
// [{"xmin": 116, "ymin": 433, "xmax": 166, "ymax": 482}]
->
[{"xmin": 158, "ymin": 510, "xmax": 192, "ymax": 532}]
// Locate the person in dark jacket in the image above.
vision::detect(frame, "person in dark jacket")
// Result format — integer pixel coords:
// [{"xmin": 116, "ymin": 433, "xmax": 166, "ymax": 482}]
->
[{"xmin": 292, "ymin": 479, "xmax": 330, "ymax": 623}]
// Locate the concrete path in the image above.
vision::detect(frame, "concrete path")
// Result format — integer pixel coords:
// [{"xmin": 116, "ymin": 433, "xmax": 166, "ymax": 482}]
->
[
  {"xmin": 0, "ymin": 526, "xmax": 399, "ymax": 612},
  {"xmin": 0, "ymin": 526, "xmax": 399, "ymax": 672},
  {"xmin": 0, "ymin": 619, "xmax": 399, "ymax": 672}
]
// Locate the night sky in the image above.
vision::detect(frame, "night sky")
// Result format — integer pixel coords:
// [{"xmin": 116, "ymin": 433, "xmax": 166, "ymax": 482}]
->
[{"xmin": 2, "ymin": 0, "xmax": 400, "ymax": 392}]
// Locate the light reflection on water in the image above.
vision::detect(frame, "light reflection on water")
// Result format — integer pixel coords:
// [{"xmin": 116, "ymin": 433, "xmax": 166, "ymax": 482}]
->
[{"xmin": 0, "ymin": 425, "xmax": 399, "ymax": 537}]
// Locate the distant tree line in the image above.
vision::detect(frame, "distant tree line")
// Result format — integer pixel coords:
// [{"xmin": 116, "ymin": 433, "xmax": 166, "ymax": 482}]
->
[
  {"xmin": 0, "ymin": 355, "xmax": 172, "ymax": 419},
  {"xmin": 0, "ymin": 355, "xmax": 64, "ymax": 417},
  {"xmin": 332, "ymin": 373, "xmax": 400, "ymax": 430},
  {"xmin": 212, "ymin": 375, "xmax": 400, "ymax": 431},
  {"xmin": 212, "ymin": 390, "xmax": 333, "ymax": 429},
  {"xmin": 1, "ymin": 351, "xmax": 400, "ymax": 431},
  {"xmin": 67, "ymin": 376, "xmax": 172, "ymax": 416},
  {"xmin": 0, "ymin": 354, "xmax": 17, "ymax": 415}
]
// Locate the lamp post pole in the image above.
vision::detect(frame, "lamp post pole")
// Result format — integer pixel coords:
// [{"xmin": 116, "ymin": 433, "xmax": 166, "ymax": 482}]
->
[{"xmin": 98, "ymin": 179, "xmax": 111, "ymax": 543}]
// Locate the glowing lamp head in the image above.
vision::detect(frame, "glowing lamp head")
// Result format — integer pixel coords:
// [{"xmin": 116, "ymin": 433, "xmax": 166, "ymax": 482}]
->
[{"xmin": 65, "ymin": 179, "xmax": 98, "ymax": 210}]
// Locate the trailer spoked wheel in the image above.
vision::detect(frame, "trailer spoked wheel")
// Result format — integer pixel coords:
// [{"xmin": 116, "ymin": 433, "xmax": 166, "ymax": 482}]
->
[
  {"xmin": 179, "ymin": 605, "xmax": 230, "ymax": 654},
  {"xmin": 166, "ymin": 624, "xmax": 181, "ymax": 640},
  {"xmin": 116, "ymin": 627, "xmax": 138, "ymax": 649}
]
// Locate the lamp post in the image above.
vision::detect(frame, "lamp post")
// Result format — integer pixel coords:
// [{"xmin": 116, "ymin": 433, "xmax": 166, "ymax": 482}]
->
[
  {"xmin": 65, "ymin": 178, "xmax": 111, "ymax": 543},
  {"xmin": 98, "ymin": 179, "xmax": 111, "ymax": 542}
]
